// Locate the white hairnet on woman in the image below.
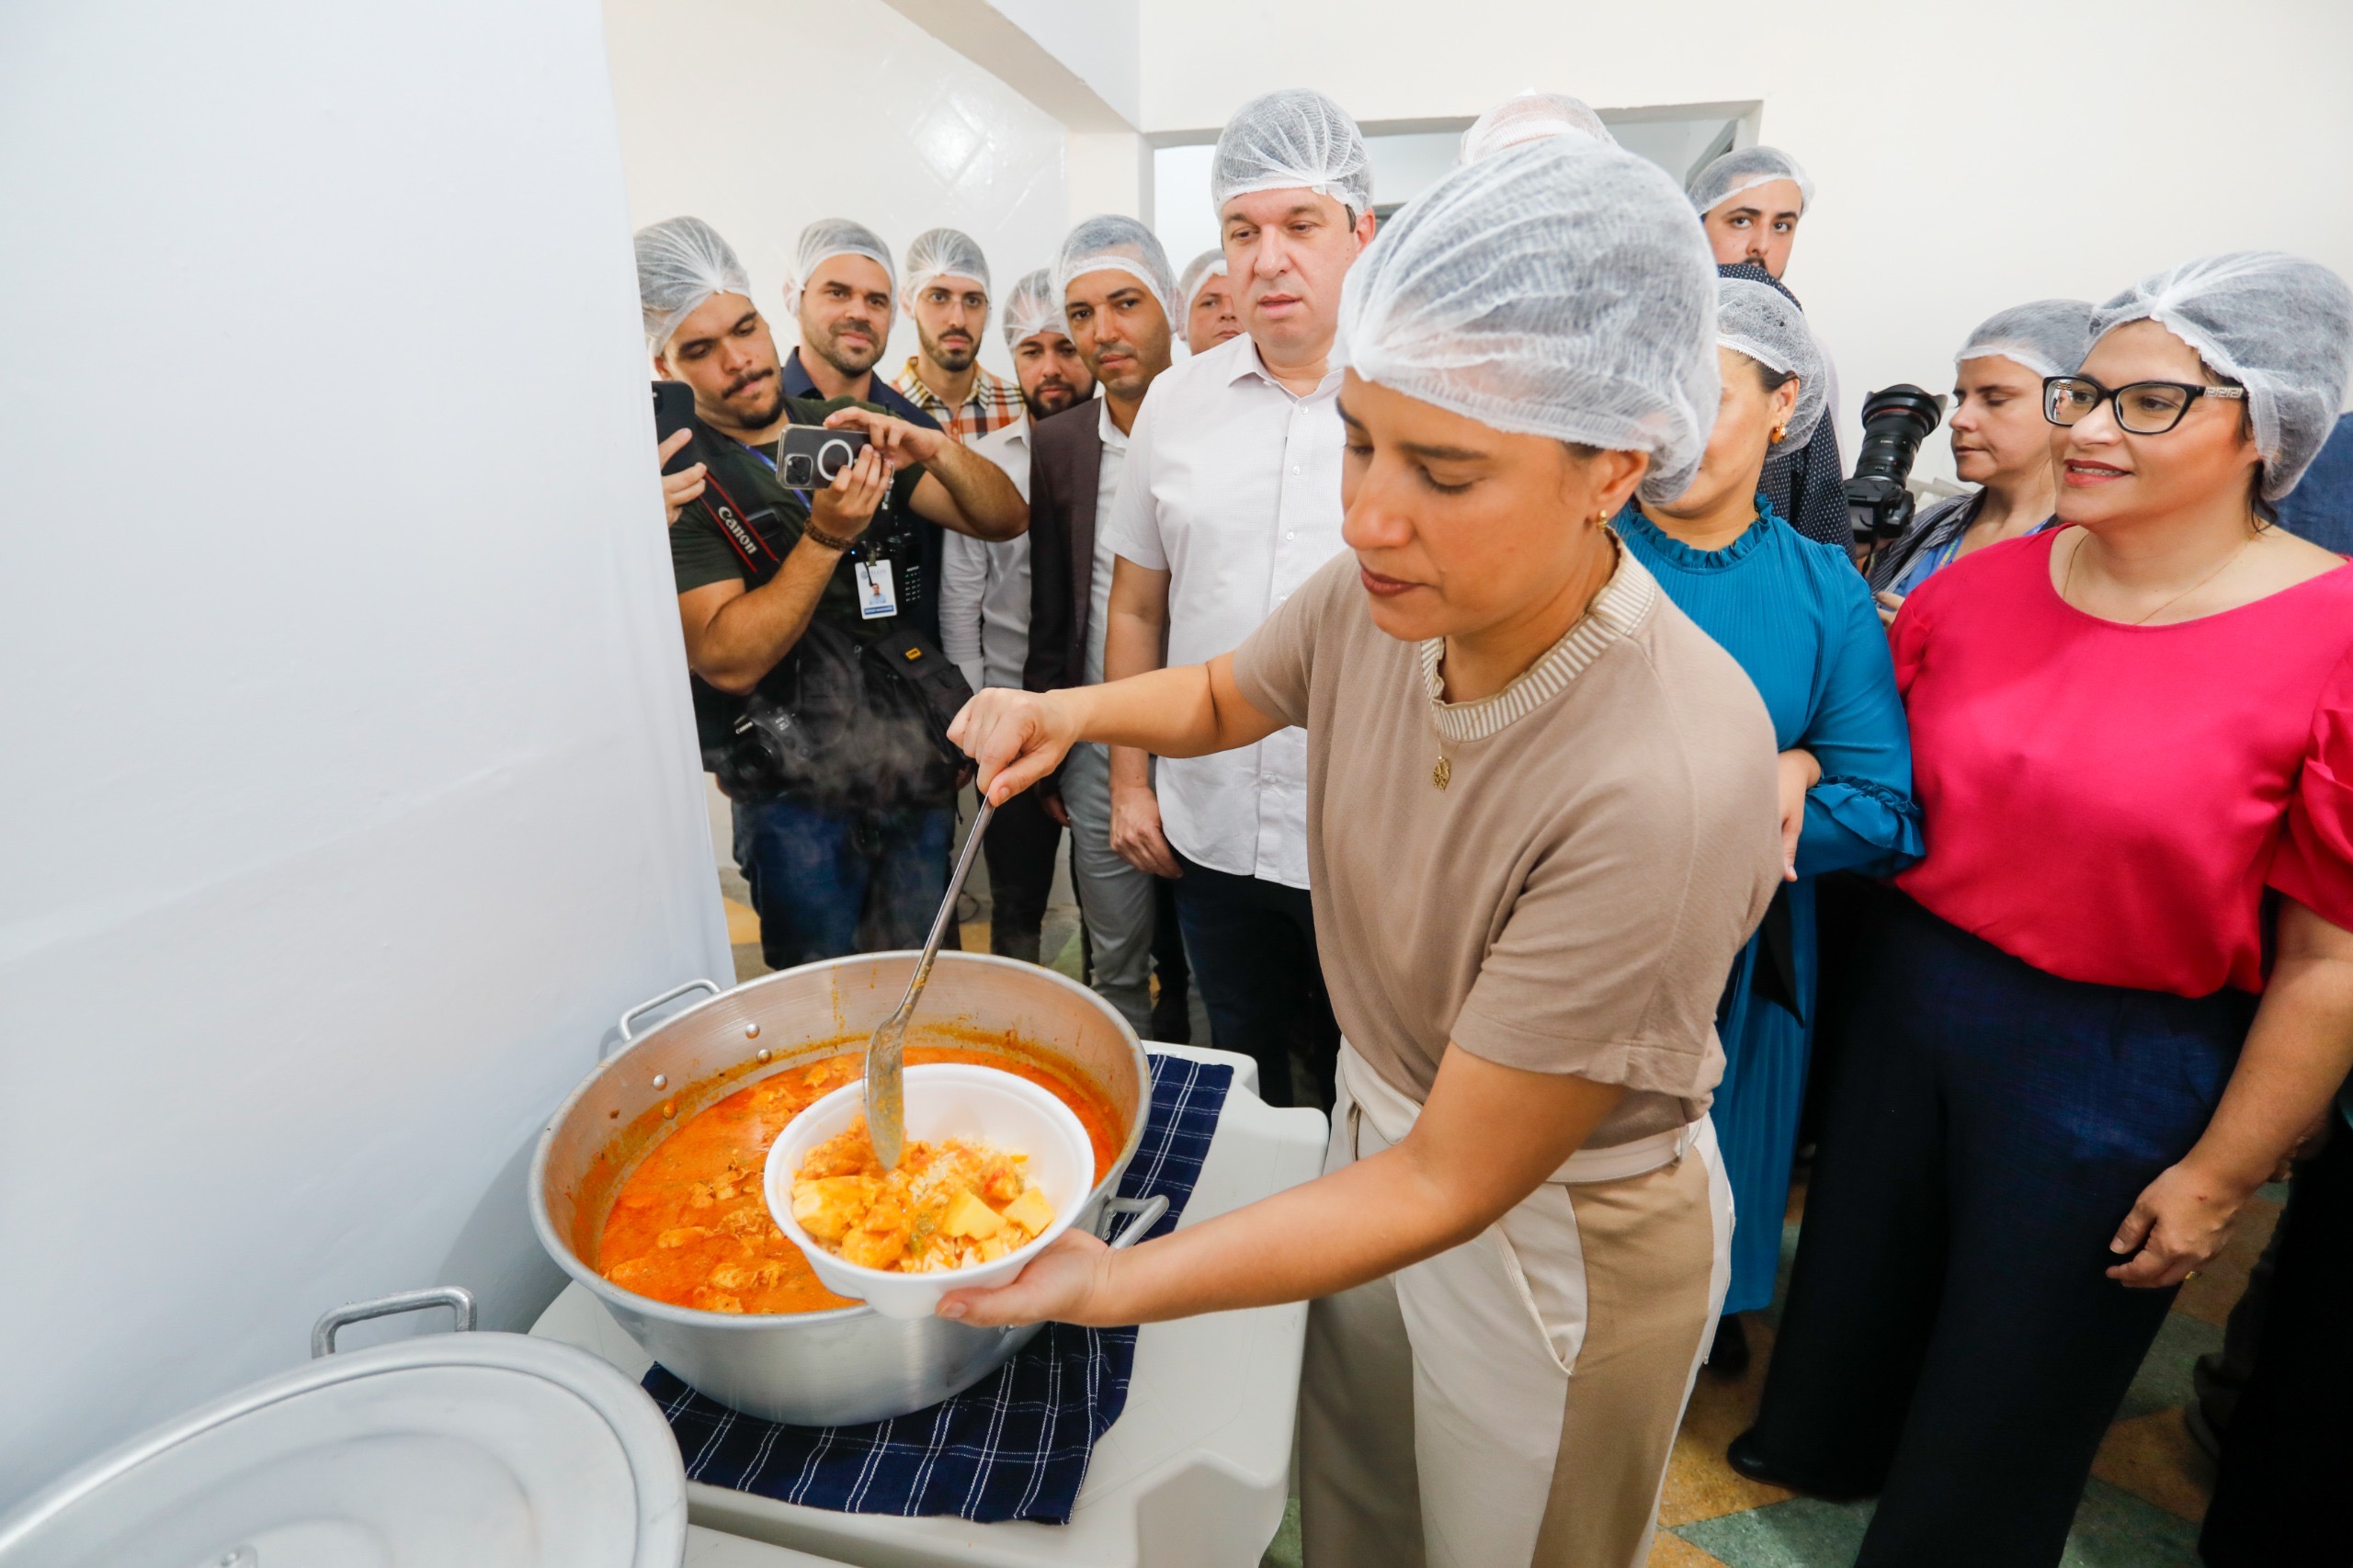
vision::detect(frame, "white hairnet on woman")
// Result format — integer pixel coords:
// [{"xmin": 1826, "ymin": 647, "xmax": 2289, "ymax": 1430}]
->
[
  {"xmin": 901, "ymin": 226, "xmax": 991, "ymax": 310},
  {"xmin": 1457, "ymin": 90, "xmax": 1615, "ymax": 165},
  {"xmin": 1718, "ymin": 277, "xmax": 1829, "ymax": 448},
  {"xmin": 1688, "ymin": 145, "xmax": 1814, "ymax": 217},
  {"xmin": 1000, "ymin": 267, "xmax": 1065, "ymax": 349},
  {"xmin": 1957, "ymin": 300, "xmax": 2095, "ymax": 381},
  {"xmin": 791, "ymin": 217, "xmax": 895, "ymax": 301},
  {"xmin": 2087, "ymin": 252, "xmax": 2353, "ymax": 500},
  {"xmin": 1337, "ymin": 135, "xmax": 1721, "ymax": 503},
  {"xmin": 1052, "ymin": 213, "xmax": 1177, "ymax": 319},
  {"xmin": 1865, "ymin": 297, "xmax": 2100, "ymax": 597},
  {"xmin": 634, "ymin": 215, "xmax": 751, "ymax": 354},
  {"xmin": 1210, "ymin": 88, "xmax": 1373, "ymax": 218},
  {"xmin": 1177, "ymin": 247, "xmax": 1229, "ymax": 312}
]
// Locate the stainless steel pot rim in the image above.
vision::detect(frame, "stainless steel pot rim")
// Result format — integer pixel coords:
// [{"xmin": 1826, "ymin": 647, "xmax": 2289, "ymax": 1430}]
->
[{"xmin": 529, "ymin": 950, "xmax": 1150, "ymax": 1332}]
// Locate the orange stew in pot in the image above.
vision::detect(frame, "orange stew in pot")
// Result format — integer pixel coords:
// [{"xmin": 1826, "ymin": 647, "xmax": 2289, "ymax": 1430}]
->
[{"xmin": 597, "ymin": 1046, "xmax": 1122, "ymax": 1315}]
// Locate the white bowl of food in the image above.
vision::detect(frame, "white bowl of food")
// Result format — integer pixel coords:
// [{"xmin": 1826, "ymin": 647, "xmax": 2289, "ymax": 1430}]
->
[{"xmin": 763, "ymin": 1062, "xmax": 1093, "ymax": 1320}]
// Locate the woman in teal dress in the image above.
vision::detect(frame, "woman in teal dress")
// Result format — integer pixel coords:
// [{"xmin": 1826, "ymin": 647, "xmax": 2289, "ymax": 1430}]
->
[{"xmin": 1618, "ymin": 278, "xmax": 1923, "ymax": 1373}]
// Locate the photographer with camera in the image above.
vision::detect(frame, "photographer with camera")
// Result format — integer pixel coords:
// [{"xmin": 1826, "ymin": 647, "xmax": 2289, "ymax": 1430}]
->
[
  {"xmin": 1864, "ymin": 301, "xmax": 2097, "ymax": 618},
  {"xmin": 637, "ymin": 217, "xmax": 1025, "ymax": 970},
  {"xmin": 780, "ymin": 218, "xmax": 998, "ymax": 645}
]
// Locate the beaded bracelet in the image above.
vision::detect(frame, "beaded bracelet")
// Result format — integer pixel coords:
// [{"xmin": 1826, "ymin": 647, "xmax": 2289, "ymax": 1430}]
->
[{"xmin": 801, "ymin": 521, "xmax": 861, "ymax": 553}]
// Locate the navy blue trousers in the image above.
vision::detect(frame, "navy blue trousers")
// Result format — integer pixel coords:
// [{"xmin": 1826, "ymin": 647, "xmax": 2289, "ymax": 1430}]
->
[
  {"xmin": 1169, "ymin": 853, "xmax": 1336, "ymax": 1109},
  {"xmin": 1745, "ymin": 895, "xmax": 2250, "ymax": 1567}
]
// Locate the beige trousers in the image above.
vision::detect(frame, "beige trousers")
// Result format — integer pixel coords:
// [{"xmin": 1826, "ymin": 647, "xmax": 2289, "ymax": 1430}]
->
[{"xmin": 1299, "ymin": 1045, "xmax": 1731, "ymax": 1568}]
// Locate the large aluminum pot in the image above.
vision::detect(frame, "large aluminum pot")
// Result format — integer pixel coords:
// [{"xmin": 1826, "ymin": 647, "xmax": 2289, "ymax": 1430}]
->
[{"xmin": 530, "ymin": 952, "xmax": 1152, "ymax": 1426}]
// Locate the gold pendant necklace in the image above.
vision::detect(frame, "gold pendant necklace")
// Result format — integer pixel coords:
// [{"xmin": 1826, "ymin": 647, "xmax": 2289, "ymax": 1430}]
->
[
  {"xmin": 1432, "ymin": 755, "xmax": 1451, "ymax": 790},
  {"xmin": 2062, "ymin": 527, "xmax": 2256, "ymax": 625}
]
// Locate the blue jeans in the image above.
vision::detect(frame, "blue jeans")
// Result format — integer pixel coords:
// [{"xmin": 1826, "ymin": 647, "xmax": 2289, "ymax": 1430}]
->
[{"xmin": 732, "ymin": 796, "xmax": 953, "ymax": 969}]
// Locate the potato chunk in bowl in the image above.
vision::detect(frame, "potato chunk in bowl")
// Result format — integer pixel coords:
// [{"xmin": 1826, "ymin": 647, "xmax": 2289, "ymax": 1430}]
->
[{"xmin": 790, "ymin": 1118, "xmax": 1059, "ymax": 1274}]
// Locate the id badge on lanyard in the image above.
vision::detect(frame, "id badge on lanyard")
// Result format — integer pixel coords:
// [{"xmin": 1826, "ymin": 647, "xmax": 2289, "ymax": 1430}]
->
[{"xmin": 853, "ymin": 557, "xmax": 898, "ymax": 619}]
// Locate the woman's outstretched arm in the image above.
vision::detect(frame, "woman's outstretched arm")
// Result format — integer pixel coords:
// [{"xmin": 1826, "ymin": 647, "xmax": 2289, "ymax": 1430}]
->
[{"xmin": 949, "ymin": 652, "xmax": 1286, "ymax": 806}]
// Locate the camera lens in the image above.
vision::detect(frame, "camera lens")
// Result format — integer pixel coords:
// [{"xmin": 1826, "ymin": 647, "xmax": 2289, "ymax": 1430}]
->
[
  {"xmin": 783, "ymin": 453, "xmax": 813, "ymax": 486},
  {"xmin": 1845, "ymin": 384, "xmax": 1947, "ymax": 543}
]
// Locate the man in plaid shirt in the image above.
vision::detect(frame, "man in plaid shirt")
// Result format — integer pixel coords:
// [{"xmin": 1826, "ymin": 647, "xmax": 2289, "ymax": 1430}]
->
[{"xmin": 892, "ymin": 227, "xmax": 1025, "ymax": 443}]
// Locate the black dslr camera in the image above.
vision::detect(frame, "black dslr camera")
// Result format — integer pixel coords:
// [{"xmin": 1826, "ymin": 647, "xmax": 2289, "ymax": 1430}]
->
[
  {"xmin": 1845, "ymin": 385, "xmax": 1949, "ymax": 543},
  {"xmin": 779, "ymin": 426, "xmax": 871, "ymax": 489}
]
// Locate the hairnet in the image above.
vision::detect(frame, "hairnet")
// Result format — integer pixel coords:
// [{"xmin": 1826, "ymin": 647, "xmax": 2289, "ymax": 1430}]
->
[
  {"xmin": 791, "ymin": 218, "xmax": 895, "ymax": 304},
  {"xmin": 1954, "ymin": 299, "xmax": 2095, "ymax": 381},
  {"xmin": 1000, "ymin": 267, "xmax": 1066, "ymax": 349},
  {"xmin": 1177, "ymin": 248, "xmax": 1229, "ymax": 312},
  {"xmin": 1336, "ymin": 137, "xmax": 1721, "ymax": 505},
  {"xmin": 1457, "ymin": 91, "xmax": 1616, "ymax": 165},
  {"xmin": 1052, "ymin": 214, "xmax": 1177, "ymax": 321},
  {"xmin": 634, "ymin": 216, "xmax": 752, "ymax": 355},
  {"xmin": 2088, "ymin": 252, "xmax": 2353, "ymax": 502},
  {"xmin": 1211, "ymin": 88, "xmax": 1374, "ymax": 219},
  {"xmin": 900, "ymin": 227, "xmax": 991, "ymax": 314},
  {"xmin": 1687, "ymin": 145, "xmax": 1814, "ymax": 217},
  {"xmin": 1716, "ymin": 278, "xmax": 1828, "ymax": 449}
]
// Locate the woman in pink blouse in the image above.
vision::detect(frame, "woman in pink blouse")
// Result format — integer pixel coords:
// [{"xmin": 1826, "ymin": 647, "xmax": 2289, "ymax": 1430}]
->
[{"xmin": 1732, "ymin": 253, "xmax": 2353, "ymax": 1567}]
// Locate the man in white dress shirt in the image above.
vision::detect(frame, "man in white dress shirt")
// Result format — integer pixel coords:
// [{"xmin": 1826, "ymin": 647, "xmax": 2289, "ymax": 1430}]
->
[
  {"xmin": 940, "ymin": 268, "xmax": 1096, "ymax": 961},
  {"xmin": 1096, "ymin": 88, "xmax": 1377, "ymax": 1108}
]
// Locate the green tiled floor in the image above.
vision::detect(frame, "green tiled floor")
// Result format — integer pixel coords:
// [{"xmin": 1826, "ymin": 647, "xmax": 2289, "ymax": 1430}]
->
[{"xmin": 1675, "ymin": 1478, "xmax": 2201, "ymax": 1567}]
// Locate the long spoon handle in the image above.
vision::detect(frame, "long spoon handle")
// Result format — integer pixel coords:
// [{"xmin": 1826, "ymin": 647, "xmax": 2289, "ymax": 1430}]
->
[
  {"xmin": 905, "ymin": 798, "xmax": 994, "ymax": 1010},
  {"xmin": 866, "ymin": 799, "xmax": 995, "ymax": 1170}
]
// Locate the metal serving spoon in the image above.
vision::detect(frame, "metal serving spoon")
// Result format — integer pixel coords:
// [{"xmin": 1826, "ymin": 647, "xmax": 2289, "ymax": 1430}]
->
[{"xmin": 866, "ymin": 799, "xmax": 994, "ymax": 1171}]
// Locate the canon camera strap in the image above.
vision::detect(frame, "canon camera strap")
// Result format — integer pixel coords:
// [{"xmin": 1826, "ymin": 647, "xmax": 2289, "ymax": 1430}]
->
[{"xmin": 693, "ymin": 460, "xmax": 784, "ymax": 579}]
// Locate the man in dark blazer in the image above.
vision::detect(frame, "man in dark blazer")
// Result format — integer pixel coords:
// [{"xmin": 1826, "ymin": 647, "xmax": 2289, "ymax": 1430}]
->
[
  {"xmin": 1021, "ymin": 222, "xmax": 1188, "ymax": 1041},
  {"xmin": 1019, "ymin": 401, "xmax": 1105, "ymax": 703}
]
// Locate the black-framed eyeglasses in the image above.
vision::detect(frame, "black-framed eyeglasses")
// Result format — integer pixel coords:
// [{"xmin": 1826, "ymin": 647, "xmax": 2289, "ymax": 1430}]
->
[{"xmin": 2042, "ymin": 375, "xmax": 2246, "ymax": 436}]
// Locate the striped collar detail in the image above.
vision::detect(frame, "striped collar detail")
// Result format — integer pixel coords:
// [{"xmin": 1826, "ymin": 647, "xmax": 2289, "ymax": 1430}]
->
[{"xmin": 1418, "ymin": 539, "xmax": 1658, "ymax": 744}]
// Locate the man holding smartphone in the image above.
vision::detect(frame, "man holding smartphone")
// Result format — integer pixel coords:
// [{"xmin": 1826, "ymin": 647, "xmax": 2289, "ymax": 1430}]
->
[{"xmin": 636, "ymin": 217, "xmax": 1025, "ymax": 970}]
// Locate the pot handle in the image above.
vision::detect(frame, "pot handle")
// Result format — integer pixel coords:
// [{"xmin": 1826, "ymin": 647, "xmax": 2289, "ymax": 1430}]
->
[
  {"xmin": 1101, "ymin": 1194, "xmax": 1170, "ymax": 1250},
  {"xmin": 311, "ymin": 1285, "xmax": 477, "ymax": 1358},
  {"xmin": 614, "ymin": 977, "xmax": 724, "ymax": 1052}
]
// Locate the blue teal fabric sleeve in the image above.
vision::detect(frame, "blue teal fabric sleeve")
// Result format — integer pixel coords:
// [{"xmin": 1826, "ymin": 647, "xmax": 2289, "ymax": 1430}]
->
[{"xmin": 1796, "ymin": 563, "xmax": 1923, "ymax": 879}]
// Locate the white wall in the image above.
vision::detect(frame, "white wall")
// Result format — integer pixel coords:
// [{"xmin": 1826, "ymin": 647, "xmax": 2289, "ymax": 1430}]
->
[
  {"xmin": 1131, "ymin": 0, "xmax": 2353, "ymax": 480},
  {"xmin": 605, "ymin": 0, "xmax": 1071, "ymax": 381},
  {"xmin": 989, "ymin": 0, "xmax": 1141, "ymax": 125},
  {"xmin": 0, "ymin": 0, "xmax": 728, "ymax": 1505}
]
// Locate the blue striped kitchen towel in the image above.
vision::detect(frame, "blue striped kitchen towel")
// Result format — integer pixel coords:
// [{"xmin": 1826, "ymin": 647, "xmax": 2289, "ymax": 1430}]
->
[{"xmin": 642, "ymin": 1051, "xmax": 1232, "ymax": 1524}]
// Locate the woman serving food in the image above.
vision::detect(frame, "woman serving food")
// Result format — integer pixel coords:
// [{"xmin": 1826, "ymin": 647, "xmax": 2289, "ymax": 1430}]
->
[{"xmin": 943, "ymin": 139, "xmax": 1782, "ymax": 1568}]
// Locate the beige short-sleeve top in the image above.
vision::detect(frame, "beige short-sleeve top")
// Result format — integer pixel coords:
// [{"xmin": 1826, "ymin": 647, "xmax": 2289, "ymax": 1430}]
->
[{"xmin": 1231, "ymin": 544, "xmax": 1780, "ymax": 1146}]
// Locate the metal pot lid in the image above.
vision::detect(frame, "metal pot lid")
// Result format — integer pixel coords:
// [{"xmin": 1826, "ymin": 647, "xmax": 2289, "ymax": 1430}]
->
[{"xmin": 0, "ymin": 1309, "xmax": 685, "ymax": 1568}]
